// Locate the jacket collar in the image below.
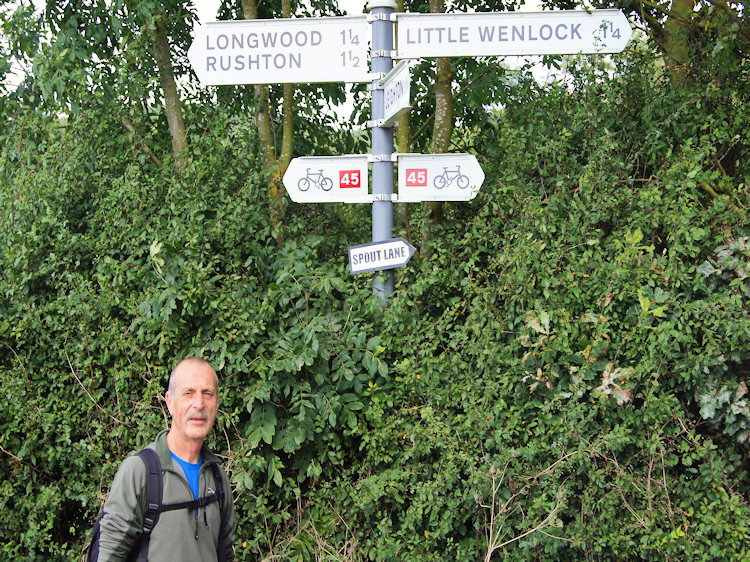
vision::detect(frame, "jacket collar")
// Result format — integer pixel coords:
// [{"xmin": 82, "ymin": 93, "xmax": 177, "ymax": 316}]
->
[{"xmin": 153, "ymin": 428, "xmax": 221, "ymax": 470}]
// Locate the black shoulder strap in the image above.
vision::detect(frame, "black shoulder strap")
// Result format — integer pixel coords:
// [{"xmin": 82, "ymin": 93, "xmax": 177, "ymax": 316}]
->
[
  {"xmin": 135, "ymin": 448, "xmax": 162, "ymax": 562},
  {"xmin": 210, "ymin": 462, "xmax": 227, "ymax": 562},
  {"xmin": 210, "ymin": 462, "xmax": 225, "ymax": 513}
]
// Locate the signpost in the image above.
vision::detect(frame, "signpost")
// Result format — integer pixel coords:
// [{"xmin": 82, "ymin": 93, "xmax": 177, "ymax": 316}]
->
[
  {"xmin": 187, "ymin": 16, "xmax": 370, "ymax": 85},
  {"xmin": 282, "ymin": 155, "xmax": 369, "ymax": 203},
  {"xmin": 395, "ymin": 9, "xmax": 632, "ymax": 59},
  {"xmin": 349, "ymin": 238, "xmax": 416, "ymax": 275},
  {"xmin": 189, "ymin": 5, "xmax": 632, "ymax": 304},
  {"xmin": 397, "ymin": 153, "xmax": 484, "ymax": 202}
]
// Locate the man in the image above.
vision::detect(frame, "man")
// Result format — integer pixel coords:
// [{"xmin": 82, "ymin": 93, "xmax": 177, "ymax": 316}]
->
[{"xmin": 97, "ymin": 357, "xmax": 236, "ymax": 561}]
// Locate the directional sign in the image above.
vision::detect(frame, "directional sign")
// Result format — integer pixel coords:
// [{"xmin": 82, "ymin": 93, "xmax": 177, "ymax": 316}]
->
[
  {"xmin": 188, "ymin": 16, "xmax": 369, "ymax": 85},
  {"xmin": 380, "ymin": 60, "xmax": 411, "ymax": 126},
  {"xmin": 395, "ymin": 9, "xmax": 632, "ymax": 59},
  {"xmin": 349, "ymin": 238, "xmax": 416, "ymax": 275},
  {"xmin": 397, "ymin": 153, "xmax": 484, "ymax": 202},
  {"xmin": 283, "ymin": 155, "xmax": 369, "ymax": 203}
]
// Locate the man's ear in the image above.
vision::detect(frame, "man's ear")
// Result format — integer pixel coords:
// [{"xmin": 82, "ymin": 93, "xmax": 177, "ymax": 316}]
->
[{"xmin": 165, "ymin": 392, "xmax": 173, "ymax": 415}]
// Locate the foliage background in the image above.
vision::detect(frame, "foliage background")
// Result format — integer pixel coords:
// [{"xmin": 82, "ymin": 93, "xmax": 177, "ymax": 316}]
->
[{"xmin": 1, "ymin": 0, "xmax": 750, "ymax": 560}]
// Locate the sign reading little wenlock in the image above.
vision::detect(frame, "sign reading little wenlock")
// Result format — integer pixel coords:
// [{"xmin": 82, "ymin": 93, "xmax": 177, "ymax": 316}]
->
[
  {"xmin": 395, "ymin": 9, "xmax": 632, "ymax": 59},
  {"xmin": 188, "ymin": 16, "xmax": 370, "ymax": 85}
]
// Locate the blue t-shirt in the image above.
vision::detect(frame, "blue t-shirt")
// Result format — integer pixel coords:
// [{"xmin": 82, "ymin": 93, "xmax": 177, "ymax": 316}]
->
[{"xmin": 170, "ymin": 451, "xmax": 203, "ymax": 499}]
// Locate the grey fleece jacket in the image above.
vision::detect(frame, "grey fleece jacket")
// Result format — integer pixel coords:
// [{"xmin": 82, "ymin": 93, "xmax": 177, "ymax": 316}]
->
[{"xmin": 97, "ymin": 429, "xmax": 236, "ymax": 561}]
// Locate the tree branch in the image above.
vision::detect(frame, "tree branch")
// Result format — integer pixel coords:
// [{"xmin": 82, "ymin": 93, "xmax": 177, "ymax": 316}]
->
[{"xmin": 120, "ymin": 116, "xmax": 162, "ymax": 167}]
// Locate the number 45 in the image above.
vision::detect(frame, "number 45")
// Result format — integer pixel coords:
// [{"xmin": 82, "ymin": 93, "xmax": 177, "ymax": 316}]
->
[{"xmin": 340, "ymin": 170, "xmax": 361, "ymax": 188}]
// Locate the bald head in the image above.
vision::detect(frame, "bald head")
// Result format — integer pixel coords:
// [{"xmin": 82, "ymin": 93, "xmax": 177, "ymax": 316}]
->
[{"xmin": 168, "ymin": 357, "xmax": 218, "ymax": 396}]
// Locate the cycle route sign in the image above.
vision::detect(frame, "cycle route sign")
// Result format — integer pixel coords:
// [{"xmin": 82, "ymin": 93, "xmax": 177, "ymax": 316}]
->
[
  {"xmin": 282, "ymin": 155, "xmax": 369, "ymax": 203},
  {"xmin": 397, "ymin": 153, "xmax": 484, "ymax": 202}
]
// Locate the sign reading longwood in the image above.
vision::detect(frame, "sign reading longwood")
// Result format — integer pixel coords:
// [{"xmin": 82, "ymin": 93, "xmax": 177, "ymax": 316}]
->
[
  {"xmin": 188, "ymin": 16, "xmax": 369, "ymax": 85},
  {"xmin": 396, "ymin": 9, "xmax": 632, "ymax": 58}
]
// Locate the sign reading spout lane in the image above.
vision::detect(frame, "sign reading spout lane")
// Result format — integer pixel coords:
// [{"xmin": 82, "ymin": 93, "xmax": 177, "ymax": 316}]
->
[{"xmin": 349, "ymin": 238, "xmax": 417, "ymax": 275}]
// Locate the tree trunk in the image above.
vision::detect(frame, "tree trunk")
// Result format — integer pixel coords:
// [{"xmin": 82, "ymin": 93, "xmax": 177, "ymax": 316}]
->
[
  {"xmin": 151, "ymin": 16, "xmax": 187, "ymax": 168},
  {"xmin": 662, "ymin": 0, "xmax": 696, "ymax": 88},
  {"xmin": 427, "ymin": 0, "xmax": 452, "ymax": 232},
  {"xmin": 396, "ymin": 0, "xmax": 411, "ymax": 230},
  {"xmin": 242, "ymin": 0, "xmax": 290, "ymax": 234}
]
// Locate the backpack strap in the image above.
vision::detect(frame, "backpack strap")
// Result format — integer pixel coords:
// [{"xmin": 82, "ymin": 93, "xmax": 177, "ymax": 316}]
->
[
  {"xmin": 157, "ymin": 491, "xmax": 221, "ymax": 513},
  {"xmin": 135, "ymin": 448, "xmax": 162, "ymax": 562},
  {"xmin": 209, "ymin": 463, "xmax": 226, "ymax": 562},
  {"xmin": 210, "ymin": 463, "xmax": 225, "ymax": 513}
]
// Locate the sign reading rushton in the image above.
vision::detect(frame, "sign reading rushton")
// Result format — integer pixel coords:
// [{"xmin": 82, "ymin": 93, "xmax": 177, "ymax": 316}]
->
[
  {"xmin": 395, "ymin": 9, "xmax": 632, "ymax": 59},
  {"xmin": 188, "ymin": 16, "xmax": 370, "ymax": 85},
  {"xmin": 381, "ymin": 61, "xmax": 411, "ymax": 125}
]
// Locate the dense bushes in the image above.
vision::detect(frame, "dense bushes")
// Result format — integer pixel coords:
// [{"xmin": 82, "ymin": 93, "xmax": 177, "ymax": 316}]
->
[{"xmin": 2, "ymin": 40, "xmax": 749, "ymax": 559}]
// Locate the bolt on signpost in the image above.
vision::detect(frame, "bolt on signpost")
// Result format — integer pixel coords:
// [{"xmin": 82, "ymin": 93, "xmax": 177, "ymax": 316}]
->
[{"xmin": 188, "ymin": 7, "xmax": 632, "ymax": 307}]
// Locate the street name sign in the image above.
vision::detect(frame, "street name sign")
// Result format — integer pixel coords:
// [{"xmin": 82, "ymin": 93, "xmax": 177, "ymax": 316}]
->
[
  {"xmin": 188, "ymin": 16, "xmax": 370, "ymax": 85},
  {"xmin": 397, "ymin": 153, "xmax": 484, "ymax": 202},
  {"xmin": 349, "ymin": 238, "xmax": 417, "ymax": 275},
  {"xmin": 283, "ymin": 155, "xmax": 369, "ymax": 203},
  {"xmin": 395, "ymin": 9, "xmax": 632, "ymax": 59},
  {"xmin": 380, "ymin": 60, "xmax": 412, "ymax": 126}
]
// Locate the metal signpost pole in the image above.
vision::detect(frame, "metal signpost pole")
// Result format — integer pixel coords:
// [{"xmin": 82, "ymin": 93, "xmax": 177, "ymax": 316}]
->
[{"xmin": 368, "ymin": 0, "xmax": 397, "ymax": 306}]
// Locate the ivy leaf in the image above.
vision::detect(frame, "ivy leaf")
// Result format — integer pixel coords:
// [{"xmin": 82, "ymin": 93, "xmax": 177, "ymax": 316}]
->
[
  {"xmin": 637, "ymin": 288, "xmax": 650, "ymax": 316},
  {"xmin": 697, "ymin": 261, "xmax": 718, "ymax": 277}
]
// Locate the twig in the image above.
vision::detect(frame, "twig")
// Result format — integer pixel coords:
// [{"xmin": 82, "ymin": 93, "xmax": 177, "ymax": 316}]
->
[
  {"xmin": 0, "ymin": 443, "xmax": 29, "ymax": 465},
  {"xmin": 16, "ymin": 122, "xmax": 33, "ymax": 175},
  {"xmin": 660, "ymin": 446, "xmax": 675, "ymax": 527},
  {"xmin": 532, "ymin": 449, "xmax": 579, "ymax": 480},
  {"xmin": 64, "ymin": 349, "xmax": 126, "ymax": 426},
  {"xmin": 120, "ymin": 115, "xmax": 162, "ymax": 167},
  {"xmin": 538, "ymin": 529, "xmax": 574, "ymax": 542},
  {"xmin": 494, "ymin": 489, "xmax": 565, "ymax": 551}
]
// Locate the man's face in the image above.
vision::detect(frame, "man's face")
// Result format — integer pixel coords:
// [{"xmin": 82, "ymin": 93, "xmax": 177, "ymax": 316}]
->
[{"xmin": 166, "ymin": 361, "xmax": 219, "ymax": 444}]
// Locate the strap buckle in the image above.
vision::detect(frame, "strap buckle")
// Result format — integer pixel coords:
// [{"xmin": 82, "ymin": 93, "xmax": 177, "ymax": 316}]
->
[{"xmin": 142, "ymin": 516, "xmax": 156, "ymax": 534}]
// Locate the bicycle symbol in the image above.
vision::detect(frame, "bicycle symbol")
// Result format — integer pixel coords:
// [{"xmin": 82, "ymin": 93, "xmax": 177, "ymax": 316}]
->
[
  {"xmin": 433, "ymin": 166, "xmax": 470, "ymax": 189},
  {"xmin": 298, "ymin": 169, "xmax": 333, "ymax": 192}
]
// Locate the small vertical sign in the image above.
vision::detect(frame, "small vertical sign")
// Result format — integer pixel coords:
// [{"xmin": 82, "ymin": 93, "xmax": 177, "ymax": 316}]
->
[{"xmin": 380, "ymin": 60, "xmax": 412, "ymax": 125}]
